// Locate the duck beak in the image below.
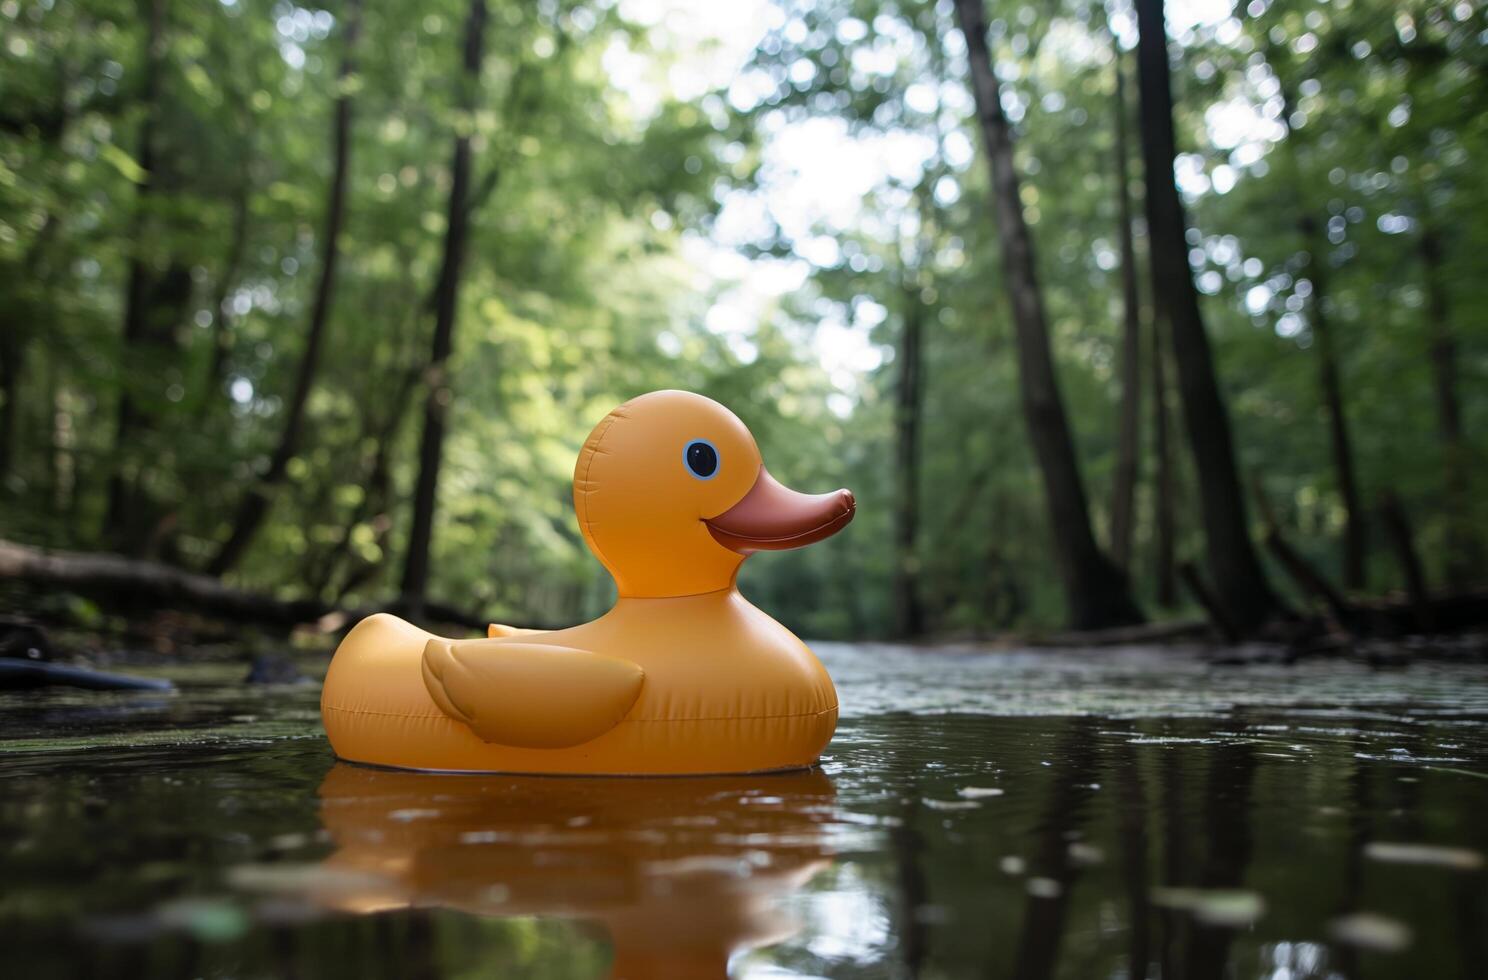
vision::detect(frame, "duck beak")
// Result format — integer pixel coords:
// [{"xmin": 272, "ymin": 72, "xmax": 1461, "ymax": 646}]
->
[{"xmin": 704, "ymin": 467, "xmax": 855, "ymax": 554}]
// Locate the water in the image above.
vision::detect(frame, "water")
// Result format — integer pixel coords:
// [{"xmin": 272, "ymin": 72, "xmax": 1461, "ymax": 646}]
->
[{"xmin": 2, "ymin": 643, "xmax": 1486, "ymax": 978}]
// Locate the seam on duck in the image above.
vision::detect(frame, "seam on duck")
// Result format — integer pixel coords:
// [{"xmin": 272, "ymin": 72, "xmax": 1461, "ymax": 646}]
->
[
  {"xmin": 577, "ymin": 409, "xmax": 626, "ymax": 576},
  {"xmin": 323, "ymin": 705, "xmax": 450, "ymax": 720},
  {"xmin": 324, "ymin": 703, "xmax": 838, "ymax": 724},
  {"xmin": 626, "ymin": 705, "xmax": 838, "ymax": 723},
  {"xmin": 617, "ymin": 583, "xmax": 736, "ymax": 600}
]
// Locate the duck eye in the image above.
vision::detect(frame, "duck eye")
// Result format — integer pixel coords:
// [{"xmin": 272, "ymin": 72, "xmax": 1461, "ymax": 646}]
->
[{"xmin": 683, "ymin": 439, "xmax": 719, "ymax": 480}]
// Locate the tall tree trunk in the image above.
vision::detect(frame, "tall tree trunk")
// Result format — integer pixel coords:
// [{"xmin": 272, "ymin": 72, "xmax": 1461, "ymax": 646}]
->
[
  {"xmin": 0, "ymin": 213, "xmax": 51, "ymax": 479},
  {"xmin": 1109, "ymin": 50, "xmax": 1142, "ymax": 574},
  {"xmin": 892, "ymin": 284, "xmax": 926, "ymax": 638},
  {"xmin": 205, "ymin": 0, "xmax": 362, "ymax": 576},
  {"xmin": 206, "ymin": 149, "xmax": 253, "ymax": 397},
  {"xmin": 1134, "ymin": 0, "xmax": 1281, "ymax": 628},
  {"xmin": 953, "ymin": 0, "xmax": 1143, "ymax": 630},
  {"xmin": 1420, "ymin": 221, "xmax": 1476, "ymax": 587},
  {"xmin": 103, "ymin": 0, "xmax": 168, "ymax": 540},
  {"xmin": 399, "ymin": 0, "xmax": 489, "ymax": 612},
  {"xmin": 0, "ymin": 321, "xmax": 18, "ymax": 480},
  {"xmin": 1271, "ymin": 62, "xmax": 1367, "ymax": 591},
  {"xmin": 1299, "ymin": 214, "xmax": 1366, "ymax": 589},
  {"xmin": 1150, "ymin": 311, "xmax": 1177, "ymax": 607}
]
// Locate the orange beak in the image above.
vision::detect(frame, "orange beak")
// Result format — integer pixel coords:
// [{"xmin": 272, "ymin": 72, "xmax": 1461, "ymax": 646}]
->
[{"xmin": 704, "ymin": 467, "xmax": 855, "ymax": 554}]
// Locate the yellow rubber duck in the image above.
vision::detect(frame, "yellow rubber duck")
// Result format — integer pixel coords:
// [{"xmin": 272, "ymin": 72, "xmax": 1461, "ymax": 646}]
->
[{"xmin": 320, "ymin": 390, "xmax": 855, "ymax": 774}]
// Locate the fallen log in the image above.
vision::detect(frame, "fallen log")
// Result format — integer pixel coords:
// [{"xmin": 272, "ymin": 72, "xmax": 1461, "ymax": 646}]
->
[
  {"xmin": 1378, "ymin": 493, "xmax": 1434, "ymax": 633},
  {"xmin": 1177, "ymin": 561, "xmax": 1241, "ymax": 642},
  {"xmin": 0, "ymin": 659, "xmax": 174, "ymax": 691},
  {"xmin": 1262, "ymin": 529, "xmax": 1359, "ymax": 630},
  {"xmin": 1249, "ymin": 472, "xmax": 1359, "ymax": 631},
  {"xmin": 0, "ymin": 539, "xmax": 498, "ymax": 633},
  {"xmin": 1033, "ymin": 618, "xmax": 1212, "ymax": 648}
]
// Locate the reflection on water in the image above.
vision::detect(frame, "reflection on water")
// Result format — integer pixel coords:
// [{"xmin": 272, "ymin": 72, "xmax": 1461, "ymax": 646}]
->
[
  {"xmin": 1, "ymin": 645, "xmax": 1486, "ymax": 978},
  {"xmin": 309, "ymin": 765, "xmax": 835, "ymax": 978}
]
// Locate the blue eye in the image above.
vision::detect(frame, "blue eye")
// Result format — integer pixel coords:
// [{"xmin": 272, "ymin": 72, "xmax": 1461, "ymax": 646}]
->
[{"xmin": 683, "ymin": 439, "xmax": 719, "ymax": 480}]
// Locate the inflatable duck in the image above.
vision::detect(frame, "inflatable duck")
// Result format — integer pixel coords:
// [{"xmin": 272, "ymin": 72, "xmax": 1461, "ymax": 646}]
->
[
  {"xmin": 320, "ymin": 389, "xmax": 855, "ymax": 774},
  {"xmin": 306, "ymin": 764, "xmax": 836, "ymax": 977}
]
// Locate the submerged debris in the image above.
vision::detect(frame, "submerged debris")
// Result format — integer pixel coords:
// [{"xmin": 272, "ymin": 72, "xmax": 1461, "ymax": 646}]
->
[{"xmin": 244, "ymin": 654, "xmax": 311, "ymax": 685}]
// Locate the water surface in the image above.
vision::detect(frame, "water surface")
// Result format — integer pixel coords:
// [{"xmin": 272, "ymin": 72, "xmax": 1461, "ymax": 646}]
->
[{"xmin": 2, "ymin": 643, "xmax": 1485, "ymax": 978}]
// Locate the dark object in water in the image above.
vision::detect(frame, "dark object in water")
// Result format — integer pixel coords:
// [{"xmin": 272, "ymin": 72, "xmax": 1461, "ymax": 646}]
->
[
  {"xmin": 244, "ymin": 654, "xmax": 309, "ymax": 685},
  {"xmin": 0, "ymin": 618, "xmax": 173, "ymax": 690},
  {"xmin": 0, "ymin": 619, "xmax": 55, "ymax": 661},
  {"xmin": 0, "ymin": 659, "xmax": 174, "ymax": 691}
]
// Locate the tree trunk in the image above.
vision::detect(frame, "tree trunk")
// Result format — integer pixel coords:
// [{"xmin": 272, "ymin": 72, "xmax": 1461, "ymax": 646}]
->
[
  {"xmin": 0, "ymin": 212, "xmax": 48, "ymax": 476},
  {"xmin": 399, "ymin": 0, "xmax": 489, "ymax": 612},
  {"xmin": 206, "ymin": 0, "xmax": 362, "ymax": 576},
  {"xmin": 207, "ymin": 151, "xmax": 253, "ymax": 396},
  {"xmin": 103, "ymin": 0, "xmax": 168, "ymax": 540},
  {"xmin": 1299, "ymin": 214, "xmax": 1366, "ymax": 590},
  {"xmin": 1271, "ymin": 62, "xmax": 1368, "ymax": 592},
  {"xmin": 1109, "ymin": 50, "xmax": 1142, "ymax": 574},
  {"xmin": 1150, "ymin": 311, "xmax": 1177, "ymax": 606},
  {"xmin": 892, "ymin": 285, "xmax": 926, "ymax": 638},
  {"xmin": 1420, "ymin": 222, "xmax": 1476, "ymax": 587},
  {"xmin": 952, "ymin": 0, "xmax": 1144, "ymax": 630},
  {"xmin": 0, "ymin": 319, "xmax": 17, "ymax": 479},
  {"xmin": 1134, "ymin": 0, "xmax": 1281, "ymax": 629}
]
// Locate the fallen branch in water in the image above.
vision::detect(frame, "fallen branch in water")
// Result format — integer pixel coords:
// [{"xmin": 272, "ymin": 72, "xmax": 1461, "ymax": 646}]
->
[
  {"xmin": 1033, "ymin": 618, "xmax": 1212, "ymax": 648},
  {"xmin": 1177, "ymin": 561, "xmax": 1242, "ymax": 643},
  {"xmin": 0, "ymin": 659, "xmax": 174, "ymax": 691},
  {"xmin": 0, "ymin": 539, "xmax": 500, "ymax": 634},
  {"xmin": 1378, "ymin": 492, "xmax": 1434, "ymax": 633}
]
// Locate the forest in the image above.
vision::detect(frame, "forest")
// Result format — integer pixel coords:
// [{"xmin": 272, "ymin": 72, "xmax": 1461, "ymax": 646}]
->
[{"xmin": 1, "ymin": 0, "xmax": 1484, "ymax": 642}]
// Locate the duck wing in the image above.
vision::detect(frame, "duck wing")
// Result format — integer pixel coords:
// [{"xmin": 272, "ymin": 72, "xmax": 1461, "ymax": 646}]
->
[
  {"xmin": 421, "ymin": 637, "xmax": 643, "ymax": 748},
  {"xmin": 486, "ymin": 623, "xmax": 548, "ymax": 638}
]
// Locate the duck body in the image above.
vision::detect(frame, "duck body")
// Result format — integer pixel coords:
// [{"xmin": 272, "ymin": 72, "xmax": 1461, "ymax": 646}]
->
[
  {"xmin": 320, "ymin": 390, "xmax": 853, "ymax": 775},
  {"xmin": 321, "ymin": 589, "xmax": 838, "ymax": 774}
]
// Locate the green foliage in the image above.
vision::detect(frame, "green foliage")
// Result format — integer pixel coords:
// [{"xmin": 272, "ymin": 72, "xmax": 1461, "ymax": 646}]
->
[{"xmin": 1, "ymin": 0, "xmax": 1484, "ymax": 637}]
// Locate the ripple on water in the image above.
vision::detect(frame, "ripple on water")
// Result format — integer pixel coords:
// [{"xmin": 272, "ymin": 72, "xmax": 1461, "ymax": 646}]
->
[{"xmin": 2, "ymin": 644, "xmax": 1486, "ymax": 979}]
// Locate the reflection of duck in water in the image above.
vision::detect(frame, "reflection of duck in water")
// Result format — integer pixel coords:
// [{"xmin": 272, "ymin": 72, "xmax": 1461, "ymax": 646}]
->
[{"xmin": 312, "ymin": 764, "xmax": 836, "ymax": 978}]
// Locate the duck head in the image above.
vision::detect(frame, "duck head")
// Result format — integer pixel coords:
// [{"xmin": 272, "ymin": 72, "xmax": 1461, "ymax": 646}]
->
[{"xmin": 574, "ymin": 390, "xmax": 855, "ymax": 598}]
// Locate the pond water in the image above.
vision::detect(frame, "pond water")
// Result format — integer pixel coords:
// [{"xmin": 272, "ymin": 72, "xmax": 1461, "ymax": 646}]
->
[{"xmin": 2, "ymin": 642, "xmax": 1486, "ymax": 979}]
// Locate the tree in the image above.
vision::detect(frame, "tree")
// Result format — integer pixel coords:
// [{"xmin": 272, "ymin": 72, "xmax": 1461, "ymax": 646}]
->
[
  {"xmin": 1150, "ymin": 310, "xmax": 1177, "ymax": 608},
  {"xmin": 206, "ymin": 0, "xmax": 363, "ymax": 576},
  {"xmin": 1264, "ymin": 28, "xmax": 1367, "ymax": 591},
  {"xmin": 103, "ymin": 0, "xmax": 172, "ymax": 548},
  {"xmin": 953, "ymin": 0, "xmax": 1144, "ymax": 630},
  {"xmin": 1134, "ymin": 0, "xmax": 1282, "ymax": 628},
  {"xmin": 1420, "ymin": 219, "xmax": 1474, "ymax": 586},
  {"xmin": 1297, "ymin": 207, "xmax": 1365, "ymax": 590},
  {"xmin": 1109, "ymin": 48, "xmax": 1142, "ymax": 575},
  {"xmin": 892, "ymin": 279, "xmax": 926, "ymax": 638},
  {"xmin": 399, "ymin": 0, "xmax": 489, "ymax": 613}
]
